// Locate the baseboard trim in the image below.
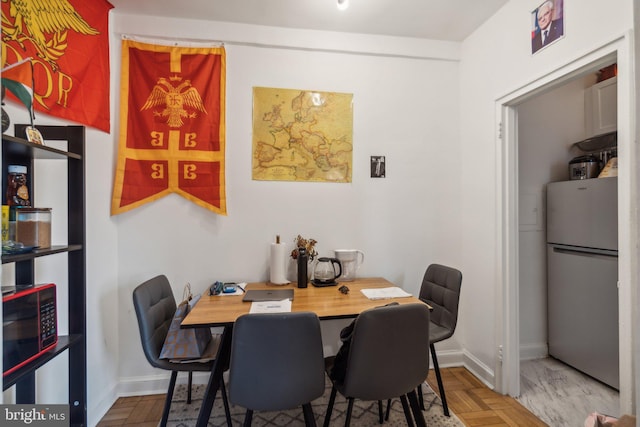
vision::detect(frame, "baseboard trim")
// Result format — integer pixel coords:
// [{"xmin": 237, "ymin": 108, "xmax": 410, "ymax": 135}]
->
[
  {"xmin": 428, "ymin": 347, "xmax": 496, "ymax": 390},
  {"xmin": 117, "ymin": 371, "xmax": 213, "ymax": 396},
  {"xmin": 520, "ymin": 343, "xmax": 548, "ymax": 361},
  {"xmin": 89, "ymin": 382, "xmax": 119, "ymax": 427},
  {"xmin": 462, "ymin": 350, "xmax": 496, "ymax": 389}
]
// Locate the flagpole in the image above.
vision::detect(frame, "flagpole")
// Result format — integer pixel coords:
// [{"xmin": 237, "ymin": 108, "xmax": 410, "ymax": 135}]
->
[{"xmin": 122, "ymin": 34, "xmax": 224, "ymax": 48}]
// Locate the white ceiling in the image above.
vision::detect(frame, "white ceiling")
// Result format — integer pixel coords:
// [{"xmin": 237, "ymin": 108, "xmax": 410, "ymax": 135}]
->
[{"xmin": 108, "ymin": 0, "xmax": 508, "ymax": 41}]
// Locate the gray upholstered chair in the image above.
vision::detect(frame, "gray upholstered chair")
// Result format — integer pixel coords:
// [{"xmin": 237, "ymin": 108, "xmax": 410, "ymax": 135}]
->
[
  {"xmin": 324, "ymin": 303, "xmax": 431, "ymax": 427},
  {"xmin": 228, "ymin": 312, "xmax": 325, "ymax": 426},
  {"xmin": 417, "ymin": 263, "xmax": 462, "ymax": 416},
  {"xmin": 132, "ymin": 275, "xmax": 231, "ymax": 427}
]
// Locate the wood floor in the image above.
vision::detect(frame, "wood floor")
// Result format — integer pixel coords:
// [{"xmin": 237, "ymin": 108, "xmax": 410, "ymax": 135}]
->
[
  {"xmin": 98, "ymin": 367, "xmax": 547, "ymax": 426},
  {"xmin": 426, "ymin": 367, "xmax": 547, "ymax": 427}
]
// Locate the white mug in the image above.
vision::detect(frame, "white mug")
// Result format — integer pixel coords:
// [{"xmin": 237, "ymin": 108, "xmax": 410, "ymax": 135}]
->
[{"xmin": 334, "ymin": 249, "xmax": 365, "ymax": 281}]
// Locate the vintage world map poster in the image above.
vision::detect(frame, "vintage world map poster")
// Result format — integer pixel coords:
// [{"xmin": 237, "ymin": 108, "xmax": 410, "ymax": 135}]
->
[{"xmin": 252, "ymin": 87, "xmax": 353, "ymax": 182}]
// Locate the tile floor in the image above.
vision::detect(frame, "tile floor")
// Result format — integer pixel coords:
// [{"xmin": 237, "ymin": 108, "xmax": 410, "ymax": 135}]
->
[{"xmin": 517, "ymin": 357, "xmax": 619, "ymax": 427}]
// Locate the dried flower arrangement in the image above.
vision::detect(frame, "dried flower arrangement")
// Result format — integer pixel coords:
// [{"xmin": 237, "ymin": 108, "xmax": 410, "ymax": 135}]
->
[{"xmin": 290, "ymin": 234, "xmax": 318, "ymax": 261}]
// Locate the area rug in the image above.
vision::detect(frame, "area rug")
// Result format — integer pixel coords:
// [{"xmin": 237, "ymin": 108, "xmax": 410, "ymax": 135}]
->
[{"xmin": 167, "ymin": 379, "xmax": 464, "ymax": 426}]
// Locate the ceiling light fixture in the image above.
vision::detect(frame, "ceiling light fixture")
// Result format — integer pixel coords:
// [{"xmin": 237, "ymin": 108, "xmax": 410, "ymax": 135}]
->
[{"xmin": 337, "ymin": 0, "xmax": 349, "ymax": 11}]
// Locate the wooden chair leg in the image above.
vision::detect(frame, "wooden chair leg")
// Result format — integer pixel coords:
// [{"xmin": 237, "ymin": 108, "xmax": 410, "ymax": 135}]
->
[
  {"xmin": 302, "ymin": 403, "xmax": 318, "ymax": 427},
  {"xmin": 430, "ymin": 343, "xmax": 449, "ymax": 416},
  {"xmin": 399, "ymin": 395, "xmax": 415, "ymax": 427},
  {"xmin": 323, "ymin": 386, "xmax": 337, "ymax": 427},
  {"xmin": 378, "ymin": 400, "xmax": 384, "ymax": 424},
  {"xmin": 160, "ymin": 371, "xmax": 178, "ymax": 427}
]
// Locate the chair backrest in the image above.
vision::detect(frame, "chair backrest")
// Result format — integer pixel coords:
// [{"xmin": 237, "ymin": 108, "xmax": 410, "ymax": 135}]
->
[
  {"xmin": 132, "ymin": 275, "xmax": 177, "ymax": 369},
  {"xmin": 341, "ymin": 303, "xmax": 431, "ymax": 401},
  {"xmin": 419, "ymin": 264, "xmax": 462, "ymax": 335},
  {"xmin": 228, "ymin": 312, "xmax": 325, "ymax": 411}
]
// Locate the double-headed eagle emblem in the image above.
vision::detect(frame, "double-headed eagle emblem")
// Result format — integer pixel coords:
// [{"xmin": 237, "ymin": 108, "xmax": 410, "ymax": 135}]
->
[
  {"xmin": 141, "ymin": 77, "xmax": 207, "ymax": 128},
  {"xmin": 2, "ymin": 0, "xmax": 99, "ymax": 70}
]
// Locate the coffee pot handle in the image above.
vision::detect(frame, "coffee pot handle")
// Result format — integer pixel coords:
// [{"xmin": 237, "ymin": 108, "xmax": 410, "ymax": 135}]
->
[
  {"xmin": 331, "ymin": 258, "xmax": 342, "ymax": 279},
  {"xmin": 357, "ymin": 250, "xmax": 365, "ymax": 266}
]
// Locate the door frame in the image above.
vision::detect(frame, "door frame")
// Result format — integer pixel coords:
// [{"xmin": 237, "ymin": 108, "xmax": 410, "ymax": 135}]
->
[{"xmin": 495, "ymin": 33, "xmax": 636, "ymax": 415}]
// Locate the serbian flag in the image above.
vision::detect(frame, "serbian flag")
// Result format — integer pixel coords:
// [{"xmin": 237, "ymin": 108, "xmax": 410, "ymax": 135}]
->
[
  {"xmin": 111, "ymin": 39, "xmax": 227, "ymax": 216},
  {"xmin": 1, "ymin": 0, "xmax": 113, "ymax": 132},
  {"xmin": 1, "ymin": 58, "xmax": 34, "ymax": 123}
]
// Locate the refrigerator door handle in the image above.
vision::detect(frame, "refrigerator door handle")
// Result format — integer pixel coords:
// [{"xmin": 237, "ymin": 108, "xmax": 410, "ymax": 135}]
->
[{"xmin": 551, "ymin": 244, "xmax": 618, "ymax": 258}]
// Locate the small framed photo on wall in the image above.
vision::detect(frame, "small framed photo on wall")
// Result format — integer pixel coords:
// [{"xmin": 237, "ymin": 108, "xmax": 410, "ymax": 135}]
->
[
  {"xmin": 531, "ymin": 0, "xmax": 564, "ymax": 54},
  {"xmin": 371, "ymin": 156, "xmax": 385, "ymax": 178}
]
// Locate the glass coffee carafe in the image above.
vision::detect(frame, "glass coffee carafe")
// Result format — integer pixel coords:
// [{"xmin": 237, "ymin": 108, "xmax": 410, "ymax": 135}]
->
[{"xmin": 312, "ymin": 257, "xmax": 342, "ymax": 286}]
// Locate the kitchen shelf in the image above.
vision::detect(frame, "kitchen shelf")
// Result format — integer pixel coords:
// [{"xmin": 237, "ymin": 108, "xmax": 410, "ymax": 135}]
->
[
  {"xmin": 3, "ymin": 335, "xmax": 83, "ymax": 390},
  {"xmin": 1, "ymin": 134, "xmax": 82, "ymax": 160},
  {"xmin": 2, "ymin": 125, "xmax": 86, "ymax": 426},
  {"xmin": 2, "ymin": 245, "xmax": 83, "ymax": 263}
]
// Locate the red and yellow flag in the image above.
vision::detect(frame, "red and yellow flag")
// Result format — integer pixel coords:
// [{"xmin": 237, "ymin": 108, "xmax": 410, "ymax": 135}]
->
[
  {"xmin": 111, "ymin": 39, "xmax": 226, "ymax": 216},
  {"xmin": 1, "ymin": 0, "xmax": 113, "ymax": 132}
]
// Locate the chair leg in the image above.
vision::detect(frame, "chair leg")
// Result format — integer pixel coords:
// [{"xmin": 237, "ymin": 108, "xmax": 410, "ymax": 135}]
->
[
  {"xmin": 385, "ymin": 399, "xmax": 392, "ymax": 421},
  {"xmin": 344, "ymin": 398, "xmax": 355, "ymax": 427},
  {"xmin": 377, "ymin": 400, "xmax": 384, "ymax": 424},
  {"xmin": 187, "ymin": 371, "xmax": 193, "ymax": 404},
  {"xmin": 243, "ymin": 409, "xmax": 253, "ymax": 427},
  {"xmin": 160, "ymin": 371, "xmax": 178, "ymax": 427},
  {"xmin": 430, "ymin": 343, "xmax": 449, "ymax": 417},
  {"xmin": 407, "ymin": 390, "xmax": 426, "ymax": 427},
  {"xmin": 417, "ymin": 383, "xmax": 424, "ymax": 411},
  {"xmin": 302, "ymin": 403, "xmax": 317, "ymax": 427},
  {"xmin": 323, "ymin": 386, "xmax": 337, "ymax": 427},
  {"xmin": 399, "ymin": 395, "xmax": 415, "ymax": 427},
  {"xmin": 220, "ymin": 379, "xmax": 232, "ymax": 427}
]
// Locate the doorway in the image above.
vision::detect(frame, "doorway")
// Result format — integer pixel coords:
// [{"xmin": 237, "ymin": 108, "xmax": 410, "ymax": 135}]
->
[
  {"xmin": 496, "ymin": 35, "xmax": 635, "ymax": 417},
  {"xmin": 514, "ymin": 64, "xmax": 619, "ymax": 425}
]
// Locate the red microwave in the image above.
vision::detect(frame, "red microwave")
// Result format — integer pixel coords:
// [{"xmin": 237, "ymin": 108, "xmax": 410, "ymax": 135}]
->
[{"xmin": 3, "ymin": 283, "xmax": 58, "ymax": 376}]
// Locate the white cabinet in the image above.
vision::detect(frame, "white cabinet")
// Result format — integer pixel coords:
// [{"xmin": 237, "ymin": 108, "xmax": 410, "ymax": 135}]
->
[{"xmin": 585, "ymin": 76, "xmax": 617, "ymax": 137}]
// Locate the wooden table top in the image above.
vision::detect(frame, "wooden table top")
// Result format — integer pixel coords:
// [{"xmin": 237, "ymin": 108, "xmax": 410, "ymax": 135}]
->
[{"xmin": 181, "ymin": 277, "xmax": 427, "ymax": 327}]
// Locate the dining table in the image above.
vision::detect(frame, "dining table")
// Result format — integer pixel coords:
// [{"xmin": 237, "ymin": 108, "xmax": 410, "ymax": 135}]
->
[{"xmin": 181, "ymin": 277, "xmax": 430, "ymax": 427}]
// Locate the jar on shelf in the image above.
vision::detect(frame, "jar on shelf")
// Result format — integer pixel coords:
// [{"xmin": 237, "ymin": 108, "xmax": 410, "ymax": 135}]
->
[
  {"xmin": 6, "ymin": 165, "xmax": 30, "ymax": 207},
  {"xmin": 16, "ymin": 207, "xmax": 51, "ymax": 248}
]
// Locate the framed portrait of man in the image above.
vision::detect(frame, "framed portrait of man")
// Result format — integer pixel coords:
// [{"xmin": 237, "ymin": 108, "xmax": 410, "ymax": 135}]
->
[{"xmin": 531, "ymin": 0, "xmax": 564, "ymax": 54}]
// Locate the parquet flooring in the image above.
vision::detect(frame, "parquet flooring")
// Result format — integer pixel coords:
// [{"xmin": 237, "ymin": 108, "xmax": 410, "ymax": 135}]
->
[
  {"xmin": 98, "ymin": 367, "xmax": 547, "ymax": 426},
  {"xmin": 426, "ymin": 367, "xmax": 547, "ymax": 427}
]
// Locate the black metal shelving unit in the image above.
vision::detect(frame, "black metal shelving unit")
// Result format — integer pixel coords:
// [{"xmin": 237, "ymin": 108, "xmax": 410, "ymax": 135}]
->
[{"xmin": 2, "ymin": 125, "xmax": 86, "ymax": 426}]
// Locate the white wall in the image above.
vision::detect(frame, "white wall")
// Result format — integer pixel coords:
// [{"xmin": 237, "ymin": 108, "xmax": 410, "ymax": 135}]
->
[
  {"xmin": 2, "ymin": 13, "xmax": 465, "ymax": 425},
  {"xmin": 110, "ymin": 9, "xmax": 464, "ymax": 411},
  {"xmin": 459, "ymin": 0, "xmax": 634, "ymax": 409},
  {"xmin": 3, "ymin": 0, "xmax": 637, "ymax": 423},
  {"xmin": 634, "ymin": 2, "xmax": 640, "ymax": 418}
]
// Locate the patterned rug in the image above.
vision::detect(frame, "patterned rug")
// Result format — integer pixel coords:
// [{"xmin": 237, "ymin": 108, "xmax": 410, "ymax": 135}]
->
[{"xmin": 167, "ymin": 379, "xmax": 465, "ymax": 426}]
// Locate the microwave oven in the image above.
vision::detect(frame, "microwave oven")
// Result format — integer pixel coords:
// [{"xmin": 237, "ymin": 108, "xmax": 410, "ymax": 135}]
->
[{"xmin": 3, "ymin": 283, "xmax": 58, "ymax": 377}]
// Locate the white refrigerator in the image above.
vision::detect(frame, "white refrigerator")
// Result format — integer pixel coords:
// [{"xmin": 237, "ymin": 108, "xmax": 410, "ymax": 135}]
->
[{"xmin": 546, "ymin": 176, "xmax": 618, "ymax": 389}]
